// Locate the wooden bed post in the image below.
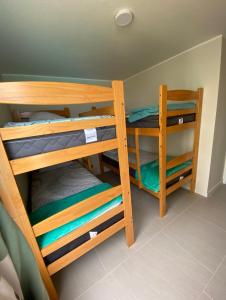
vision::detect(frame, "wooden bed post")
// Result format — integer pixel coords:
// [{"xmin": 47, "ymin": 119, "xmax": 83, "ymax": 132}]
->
[
  {"xmin": 0, "ymin": 138, "xmax": 58, "ymax": 300},
  {"xmin": 135, "ymin": 128, "xmax": 142, "ymax": 188},
  {"xmin": 191, "ymin": 88, "xmax": 203, "ymax": 192},
  {"xmin": 112, "ymin": 81, "xmax": 134, "ymax": 246},
  {"xmin": 159, "ymin": 85, "xmax": 167, "ymax": 217}
]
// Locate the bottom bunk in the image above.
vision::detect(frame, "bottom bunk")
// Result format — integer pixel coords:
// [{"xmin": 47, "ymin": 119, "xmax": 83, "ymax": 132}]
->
[
  {"xmin": 28, "ymin": 162, "xmax": 124, "ymax": 273},
  {"xmin": 101, "ymin": 150, "xmax": 192, "ymax": 194}
]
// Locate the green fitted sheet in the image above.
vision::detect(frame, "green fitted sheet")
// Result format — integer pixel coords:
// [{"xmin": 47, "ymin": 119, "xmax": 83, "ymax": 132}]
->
[
  {"xmin": 29, "ymin": 183, "xmax": 122, "ymax": 249},
  {"xmin": 135, "ymin": 158, "xmax": 192, "ymax": 192}
]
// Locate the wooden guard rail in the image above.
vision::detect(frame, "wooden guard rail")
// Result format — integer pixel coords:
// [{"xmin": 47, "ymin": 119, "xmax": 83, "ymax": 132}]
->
[
  {"xmin": 10, "ymin": 139, "xmax": 118, "ymax": 175},
  {"xmin": 166, "ymin": 151, "xmax": 193, "ymax": 170},
  {"xmin": 47, "ymin": 219, "xmax": 125, "ymax": 275},
  {"xmin": 167, "ymin": 90, "xmax": 199, "ymax": 101},
  {"xmin": 33, "ymin": 185, "xmax": 123, "ymax": 237},
  {"xmin": 167, "ymin": 108, "xmax": 196, "ymax": 117},
  {"xmin": 41, "ymin": 204, "xmax": 124, "ymax": 257}
]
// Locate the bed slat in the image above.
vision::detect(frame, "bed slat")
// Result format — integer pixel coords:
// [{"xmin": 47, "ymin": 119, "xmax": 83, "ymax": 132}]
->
[
  {"xmin": 1, "ymin": 117, "xmax": 116, "ymax": 141},
  {"xmin": 166, "ymin": 165, "xmax": 192, "ymax": 183},
  {"xmin": 166, "ymin": 151, "xmax": 193, "ymax": 170},
  {"xmin": 33, "ymin": 185, "xmax": 123, "ymax": 237},
  {"xmin": 167, "ymin": 90, "xmax": 199, "ymax": 101},
  {"xmin": 79, "ymin": 105, "xmax": 114, "ymax": 117},
  {"xmin": 166, "ymin": 174, "xmax": 192, "ymax": 196},
  {"xmin": 127, "ymin": 127, "xmax": 159, "ymax": 137},
  {"xmin": 47, "ymin": 218, "xmax": 125, "ymax": 275},
  {"xmin": 166, "ymin": 121, "xmax": 196, "ymax": 133},
  {"xmin": 41, "ymin": 204, "xmax": 124, "ymax": 257},
  {"xmin": 10, "ymin": 139, "xmax": 118, "ymax": 175},
  {"xmin": 141, "ymin": 186, "xmax": 159, "ymax": 198},
  {"xmin": 167, "ymin": 108, "xmax": 196, "ymax": 117},
  {"xmin": 127, "ymin": 147, "xmax": 136, "ymax": 153}
]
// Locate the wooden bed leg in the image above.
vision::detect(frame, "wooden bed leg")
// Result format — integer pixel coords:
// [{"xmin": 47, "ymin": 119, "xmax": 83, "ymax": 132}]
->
[
  {"xmin": 112, "ymin": 81, "xmax": 134, "ymax": 246},
  {"xmin": 159, "ymin": 85, "xmax": 167, "ymax": 218},
  {"xmin": 0, "ymin": 138, "xmax": 58, "ymax": 300},
  {"xmin": 135, "ymin": 128, "xmax": 142, "ymax": 189},
  {"xmin": 191, "ymin": 88, "xmax": 203, "ymax": 192},
  {"xmin": 98, "ymin": 154, "xmax": 104, "ymax": 175}
]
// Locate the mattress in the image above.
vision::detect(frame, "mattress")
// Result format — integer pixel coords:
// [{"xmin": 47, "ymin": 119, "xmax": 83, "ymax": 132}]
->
[
  {"xmin": 29, "ymin": 163, "xmax": 122, "ymax": 250},
  {"xmin": 31, "ymin": 161, "xmax": 102, "ymax": 211},
  {"xmin": 126, "ymin": 113, "xmax": 195, "ymax": 128},
  {"xmin": 4, "ymin": 126, "xmax": 116, "ymax": 160}
]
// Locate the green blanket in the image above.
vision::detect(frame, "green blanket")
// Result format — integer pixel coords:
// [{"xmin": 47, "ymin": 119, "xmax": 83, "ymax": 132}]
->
[
  {"xmin": 135, "ymin": 158, "xmax": 192, "ymax": 192},
  {"xmin": 30, "ymin": 183, "xmax": 122, "ymax": 249}
]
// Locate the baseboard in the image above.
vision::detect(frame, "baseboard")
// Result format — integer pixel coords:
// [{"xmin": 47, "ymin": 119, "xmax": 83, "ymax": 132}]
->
[{"xmin": 207, "ymin": 181, "xmax": 222, "ymax": 197}]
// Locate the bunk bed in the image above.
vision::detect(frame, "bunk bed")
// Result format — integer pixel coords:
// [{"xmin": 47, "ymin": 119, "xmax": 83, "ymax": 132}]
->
[
  {"xmin": 0, "ymin": 81, "xmax": 134, "ymax": 300},
  {"xmin": 80, "ymin": 85, "xmax": 203, "ymax": 218}
]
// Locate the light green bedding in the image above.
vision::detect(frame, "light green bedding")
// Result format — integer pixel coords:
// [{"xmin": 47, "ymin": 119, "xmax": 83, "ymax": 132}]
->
[
  {"xmin": 4, "ymin": 115, "xmax": 113, "ymax": 128},
  {"xmin": 128, "ymin": 102, "xmax": 195, "ymax": 123},
  {"xmin": 135, "ymin": 158, "xmax": 192, "ymax": 192},
  {"xmin": 29, "ymin": 183, "xmax": 122, "ymax": 248}
]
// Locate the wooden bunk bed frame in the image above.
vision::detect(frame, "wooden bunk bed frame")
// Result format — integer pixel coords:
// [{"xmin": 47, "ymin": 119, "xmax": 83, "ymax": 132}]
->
[
  {"xmin": 0, "ymin": 81, "xmax": 134, "ymax": 300},
  {"xmin": 82, "ymin": 85, "xmax": 203, "ymax": 218}
]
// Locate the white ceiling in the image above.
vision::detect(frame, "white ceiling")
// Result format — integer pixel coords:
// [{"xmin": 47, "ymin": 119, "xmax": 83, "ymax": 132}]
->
[{"xmin": 1, "ymin": 0, "xmax": 226, "ymax": 80}]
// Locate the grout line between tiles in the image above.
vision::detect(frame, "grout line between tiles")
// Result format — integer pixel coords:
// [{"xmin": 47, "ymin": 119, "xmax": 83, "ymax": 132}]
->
[
  {"xmin": 94, "ymin": 248, "xmax": 108, "ymax": 273},
  {"xmin": 200, "ymin": 254, "xmax": 226, "ymax": 299},
  {"xmin": 187, "ymin": 207, "xmax": 226, "ymax": 233},
  {"xmin": 201, "ymin": 292, "xmax": 213, "ymax": 300},
  {"xmin": 162, "ymin": 231, "xmax": 213, "ymax": 274},
  {"xmin": 129, "ymin": 198, "xmax": 196, "ymax": 255}
]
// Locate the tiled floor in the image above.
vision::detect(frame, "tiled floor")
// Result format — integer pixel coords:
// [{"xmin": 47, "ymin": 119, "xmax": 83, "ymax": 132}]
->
[{"xmin": 53, "ymin": 173, "xmax": 226, "ymax": 300}]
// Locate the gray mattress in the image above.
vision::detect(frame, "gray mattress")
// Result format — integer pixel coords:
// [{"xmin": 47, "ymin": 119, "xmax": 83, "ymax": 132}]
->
[
  {"xmin": 4, "ymin": 126, "xmax": 116, "ymax": 160},
  {"xmin": 126, "ymin": 113, "xmax": 195, "ymax": 128},
  {"xmin": 31, "ymin": 161, "xmax": 102, "ymax": 211}
]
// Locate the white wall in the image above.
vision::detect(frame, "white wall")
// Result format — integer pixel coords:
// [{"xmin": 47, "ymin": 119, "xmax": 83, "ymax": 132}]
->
[
  {"xmin": 125, "ymin": 36, "xmax": 223, "ymax": 196},
  {"xmin": 208, "ymin": 38, "xmax": 226, "ymax": 192}
]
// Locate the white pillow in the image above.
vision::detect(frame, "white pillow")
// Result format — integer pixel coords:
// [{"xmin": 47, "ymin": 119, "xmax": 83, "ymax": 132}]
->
[{"xmin": 29, "ymin": 111, "xmax": 66, "ymax": 121}]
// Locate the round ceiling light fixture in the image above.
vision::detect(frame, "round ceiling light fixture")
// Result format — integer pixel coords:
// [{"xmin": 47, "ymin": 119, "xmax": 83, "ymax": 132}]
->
[{"xmin": 115, "ymin": 9, "xmax": 133, "ymax": 27}]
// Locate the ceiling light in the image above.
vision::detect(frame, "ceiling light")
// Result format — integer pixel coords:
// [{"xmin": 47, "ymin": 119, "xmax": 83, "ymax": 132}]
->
[{"xmin": 115, "ymin": 9, "xmax": 133, "ymax": 27}]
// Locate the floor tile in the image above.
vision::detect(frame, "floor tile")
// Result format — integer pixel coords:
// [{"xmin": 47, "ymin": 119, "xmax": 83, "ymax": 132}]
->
[
  {"xmin": 190, "ymin": 184, "xmax": 226, "ymax": 231},
  {"xmin": 77, "ymin": 274, "xmax": 137, "ymax": 300},
  {"xmin": 205, "ymin": 257, "xmax": 226, "ymax": 300},
  {"xmin": 53, "ymin": 250, "xmax": 106, "ymax": 300},
  {"xmin": 164, "ymin": 209, "xmax": 226, "ymax": 272},
  {"xmin": 112, "ymin": 233, "xmax": 212, "ymax": 300},
  {"xmin": 95, "ymin": 230, "xmax": 130, "ymax": 272},
  {"xmin": 198, "ymin": 292, "xmax": 212, "ymax": 299}
]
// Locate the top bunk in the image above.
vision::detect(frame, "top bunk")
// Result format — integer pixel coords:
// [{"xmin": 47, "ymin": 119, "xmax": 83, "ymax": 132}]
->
[
  {"xmin": 127, "ymin": 86, "xmax": 203, "ymax": 136},
  {"xmin": 0, "ymin": 81, "xmax": 125, "ymax": 175},
  {"xmin": 80, "ymin": 85, "xmax": 203, "ymax": 137}
]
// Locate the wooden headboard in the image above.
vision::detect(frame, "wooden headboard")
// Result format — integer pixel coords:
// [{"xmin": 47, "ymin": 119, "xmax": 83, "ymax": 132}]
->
[
  {"xmin": 12, "ymin": 107, "xmax": 70, "ymax": 122},
  {"xmin": 79, "ymin": 105, "xmax": 114, "ymax": 117}
]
